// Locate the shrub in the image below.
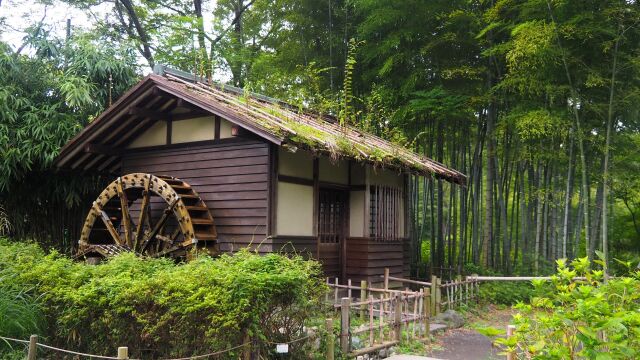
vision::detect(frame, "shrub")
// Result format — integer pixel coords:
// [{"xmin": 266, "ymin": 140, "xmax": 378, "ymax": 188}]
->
[
  {"xmin": 478, "ymin": 281, "xmax": 540, "ymax": 305},
  {"xmin": 0, "ymin": 239, "xmax": 327, "ymax": 358},
  {"xmin": 498, "ymin": 257, "xmax": 640, "ymax": 359}
]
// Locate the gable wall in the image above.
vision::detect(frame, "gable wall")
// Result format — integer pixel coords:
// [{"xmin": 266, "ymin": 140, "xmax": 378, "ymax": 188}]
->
[{"xmin": 121, "ymin": 138, "xmax": 271, "ymax": 253}]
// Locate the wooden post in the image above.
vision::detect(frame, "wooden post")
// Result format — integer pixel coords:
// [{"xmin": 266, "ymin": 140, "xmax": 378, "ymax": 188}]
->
[
  {"xmin": 325, "ymin": 318, "xmax": 335, "ymax": 360},
  {"xmin": 506, "ymin": 325, "xmax": 516, "ymax": 360},
  {"xmin": 360, "ymin": 280, "xmax": 367, "ymax": 320},
  {"xmin": 348, "ymin": 279, "xmax": 352, "ymax": 299},
  {"xmin": 340, "ymin": 297, "xmax": 351, "ymax": 354},
  {"xmin": 394, "ymin": 293, "xmax": 403, "ymax": 342},
  {"xmin": 436, "ymin": 277, "xmax": 442, "ymax": 314},
  {"xmin": 423, "ymin": 288, "xmax": 431, "ymax": 341},
  {"xmin": 117, "ymin": 346, "xmax": 128, "ymax": 360},
  {"xmin": 430, "ymin": 275, "xmax": 437, "ymax": 315},
  {"xmin": 384, "ymin": 268, "xmax": 390, "ymax": 290},
  {"xmin": 27, "ymin": 335, "xmax": 37, "ymax": 360}
]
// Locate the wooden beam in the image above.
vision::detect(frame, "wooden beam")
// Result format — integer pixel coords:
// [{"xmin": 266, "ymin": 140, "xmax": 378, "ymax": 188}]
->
[
  {"xmin": 214, "ymin": 115, "xmax": 221, "ymax": 140},
  {"xmin": 313, "ymin": 157, "xmax": 319, "ymax": 259},
  {"xmin": 84, "ymin": 143, "xmax": 120, "ymax": 156},
  {"xmin": 278, "ymin": 175, "xmax": 314, "ymax": 187},
  {"xmin": 172, "ymin": 110, "xmax": 211, "ymax": 121},
  {"xmin": 128, "ymin": 107, "xmax": 171, "ymax": 121}
]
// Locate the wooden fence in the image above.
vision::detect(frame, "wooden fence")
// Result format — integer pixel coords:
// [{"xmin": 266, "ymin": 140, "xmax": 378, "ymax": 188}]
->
[{"xmin": 325, "ymin": 271, "xmax": 482, "ymax": 357}]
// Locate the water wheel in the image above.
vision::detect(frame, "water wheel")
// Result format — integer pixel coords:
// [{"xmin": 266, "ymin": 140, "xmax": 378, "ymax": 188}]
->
[{"xmin": 77, "ymin": 173, "xmax": 217, "ymax": 260}]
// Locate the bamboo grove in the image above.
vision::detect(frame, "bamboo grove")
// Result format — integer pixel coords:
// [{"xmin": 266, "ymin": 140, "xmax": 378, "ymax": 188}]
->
[{"xmin": 1, "ymin": 0, "xmax": 639, "ymax": 274}]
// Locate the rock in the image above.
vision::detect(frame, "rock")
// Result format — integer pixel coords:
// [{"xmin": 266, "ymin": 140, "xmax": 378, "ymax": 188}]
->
[
  {"xmin": 351, "ymin": 335, "xmax": 363, "ymax": 350},
  {"xmin": 433, "ymin": 309, "xmax": 465, "ymax": 329}
]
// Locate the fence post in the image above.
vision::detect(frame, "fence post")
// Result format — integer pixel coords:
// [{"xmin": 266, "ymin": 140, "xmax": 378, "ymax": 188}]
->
[
  {"xmin": 340, "ymin": 297, "xmax": 351, "ymax": 355},
  {"xmin": 325, "ymin": 318, "xmax": 334, "ymax": 360},
  {"xmin": 423, "ymin": 288, "xmax": 431, "ymax": 341},
  {"xmin": 117, "ymin": 346, "xmax": 128, "ymax": 360},
  {"xmin": 360, "ymin": 280, "xmax": 367, "ymax": 320},
  {"xmin": 506, "ymin": 325, "xmax": 516, "ymax": 360},
  {"xmin": 436, "ymin": 277, "xmax": 442, "ymax": 314},
  {"xmin": 27, "ymin": 335, "xmax": 37, "ymax": 360},
  {"xmin": 472, "ymin": 274, "xmax": 479, "ymax": 303},
  {"xmin": 430, "ymin": 275, "xmax": 437, "ymax": 315},
  {"xmin": 384, "ymin": 268, "xmax": 390, "ymax": 290},
  {"xmin": 394, "ymin": 293, "xmax": 403, "ymax": 342}
]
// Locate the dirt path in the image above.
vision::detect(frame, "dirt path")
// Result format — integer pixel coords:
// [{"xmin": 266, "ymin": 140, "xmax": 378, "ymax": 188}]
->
[
  {"xmin": 425, "ymin": 306, "xmax": 514, "ymax": 360},
  {"xmin": 427, "ymin": 328, "xmax": 500, "ymax": 360}
]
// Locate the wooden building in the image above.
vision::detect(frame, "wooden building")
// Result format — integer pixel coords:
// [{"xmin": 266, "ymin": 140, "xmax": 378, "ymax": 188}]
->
[{"xmin": 54, "ymin": 66, "xmax": 466, "ymax": 283}]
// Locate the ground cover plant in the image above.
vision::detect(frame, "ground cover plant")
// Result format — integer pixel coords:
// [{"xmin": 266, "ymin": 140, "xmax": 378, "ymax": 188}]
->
[
  {"xmin": 498, "ymin": 256, "xmax": 640, "ymax": 359},
  {"xmin": 0, "ymin": 239, "xmax": 327, "ymax": 358}
]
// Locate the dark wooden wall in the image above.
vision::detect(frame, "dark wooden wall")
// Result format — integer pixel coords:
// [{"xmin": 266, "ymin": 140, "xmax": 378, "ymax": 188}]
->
[
  {"xmin": 346, "ymin": 237, "xmax": 407, "ymax": 284},
  {"xmin": 121, "ymin": 138, "xmax": 271, "ymax": 253}
]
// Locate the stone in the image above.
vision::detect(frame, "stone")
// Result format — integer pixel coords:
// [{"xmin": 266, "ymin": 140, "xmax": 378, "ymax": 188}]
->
[{"xmin": 433, "ymin": 309, "xmax": 465, "ymax": 329}]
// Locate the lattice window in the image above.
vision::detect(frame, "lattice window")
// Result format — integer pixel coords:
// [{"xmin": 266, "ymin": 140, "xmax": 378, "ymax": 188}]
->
[
  {"xmin": 319, "ymin": 189, "xmax": 347, "ymax": 244},
  {"xmin": 369, "ymin": 186, "xmax": 402, "ymax": 241}
]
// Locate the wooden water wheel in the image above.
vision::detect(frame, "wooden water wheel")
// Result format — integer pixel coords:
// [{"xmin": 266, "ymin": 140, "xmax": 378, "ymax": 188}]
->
[{"xmin": 77, "ymin": 173, "xmax": 217, "ymax": 260}]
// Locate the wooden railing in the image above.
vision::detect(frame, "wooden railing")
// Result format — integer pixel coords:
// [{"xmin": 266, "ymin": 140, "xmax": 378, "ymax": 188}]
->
[{"xmin": 325, "ymin": 286, "xmax": 431, "ymax": 357}]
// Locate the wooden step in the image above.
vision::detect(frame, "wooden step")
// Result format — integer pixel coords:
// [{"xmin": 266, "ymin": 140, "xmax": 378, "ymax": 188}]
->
[
  {"xmin": 195, "ymin": 233, "xmax": 217, "ymax": 241},
  {"xmin": 186, "ymin": 206, "xmax": 209, "ymax": 212},
  {"xmin": 192, "ymin": 218, "xmax": 214, "ymax": 225}
]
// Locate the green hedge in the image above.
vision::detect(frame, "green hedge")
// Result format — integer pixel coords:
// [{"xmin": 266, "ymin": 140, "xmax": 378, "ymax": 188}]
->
[{"xmin": 0, "ymin": 240, "xmax": 326, "ymax": 358}]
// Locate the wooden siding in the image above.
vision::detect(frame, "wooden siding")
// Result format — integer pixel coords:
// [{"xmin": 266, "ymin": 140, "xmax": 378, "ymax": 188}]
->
[
  {"xmin": 121, "ymin": 139, "xmax": 271, "ymax": 253},
  {"xmin": 346, "ymin": 237, "xmax": 407, "ymax": 284}
]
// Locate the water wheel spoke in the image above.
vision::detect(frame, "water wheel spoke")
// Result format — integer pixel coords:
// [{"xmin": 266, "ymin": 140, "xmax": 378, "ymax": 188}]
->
[
  {"xmin": 79, "ymin": 173, "xmax": 217, "ymax": 260},
  {"xmin": 141, "ymin": 199, "xmax": 178, "ymax": 253},
  {"xmin": 116, "ymin": 178, "xmax": 132, "ymax": 247},
  {"xmin": 98, "ymin": 210, "xmax": 123, "ymax": 246},
  {"xmin": 133, "ymin": 175, "xmax": 151, "ymax": 250}
]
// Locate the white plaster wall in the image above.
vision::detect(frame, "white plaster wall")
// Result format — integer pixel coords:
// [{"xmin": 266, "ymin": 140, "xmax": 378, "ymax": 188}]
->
[
  {"xmin": 219, "ymin": 118, "xmax": 234, "ymax": 138},
  {"xmin": 319, "ymin": 157, "xmax": 349, "ymax": 184},
  {"xmin": 350, "ymin": 163, "xmax": 366, "ymax": 185},
  {"xmin": 279, "ymin": 149, "xmax": 313, "ymax": 179},
  {"xmin": 370, "ymin": 167, "xmax": 404, "ymax": 187},
  {"xmin": 276, "ymin": 181, "xmax": 314, "ymax": 236},
  {"xmin": 127, "ymin": 121, "xmax": 167, "ymax": 148},
  {"xmin": 171, "ymin": 116, "xmax": 215, "ymax": 143},
  {"xmin": 349, "ymin": 190, "xmax": 365, "ymax": 237}
]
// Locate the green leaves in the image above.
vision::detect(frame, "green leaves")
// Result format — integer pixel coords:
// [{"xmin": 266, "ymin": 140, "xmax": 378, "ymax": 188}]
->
[
  {"xmin": 506, "ymin": 259, "xmax": 640, "ymax": 359},
  {"xmin": 0, "ymin": 240, "xmax": 326, "ymax": 358}
]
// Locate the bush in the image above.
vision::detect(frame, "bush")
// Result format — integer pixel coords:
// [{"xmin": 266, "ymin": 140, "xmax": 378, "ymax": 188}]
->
[
  {"xmin": 478, "ymin": 281, "xmax": 540, "ymax": 305},
  {"xmin": 498, "ymin": 257, "xmax": 640, "ymax": 359},
  {"xmin": 0, "ymin": 239, "xmax": 327, "ymax": 358}
]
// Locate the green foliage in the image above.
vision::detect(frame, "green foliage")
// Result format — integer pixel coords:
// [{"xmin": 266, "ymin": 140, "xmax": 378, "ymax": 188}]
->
[
  {"xmin": 0, "ymin": 240, "xmax": 327, "ymax": 358},
  {"xmin": 0, "ymin": 284, "xmax": 44, "ymax": 347},
  {"xmin": 497, "ymin": 258, "xmax": 640, "ymax": 359},
  {"xmin": 478, "ymin": 282, "xmax": 539, "ymax": 306}
]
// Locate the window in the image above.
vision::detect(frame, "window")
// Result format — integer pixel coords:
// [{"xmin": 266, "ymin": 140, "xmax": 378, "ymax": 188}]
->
[{"xmin": 369, "ymin": 185, "xmax": 402, "ymax": 241}]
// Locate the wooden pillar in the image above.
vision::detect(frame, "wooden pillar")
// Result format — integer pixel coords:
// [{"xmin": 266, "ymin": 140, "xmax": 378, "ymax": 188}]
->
[
  {"xmin": 423, "ymin": 288, "xmax": 431, "ymax": 341},
  {"xmin": 117, "ymin": 347, "xmax": 128, "ymax": 360},
  {"xmin": 394, "ymin": 293, "xmax": 403, "ymax": 342},
  {"xmin": 430, "ymin": 275, "xmax": 437, "ymax": 315},
  {"xmin": 27, "ymin": 335, "xmax": 37, "ymax": 360},
  {"xmin": 340, "ymin": 297, "xmax": 351, "ymax": 354},
  {"xmin": 325, "ymin": 318, "xmax": 334, "ymax": 360},
  {"xmin": 360, "ymin": 280, "xmax": 368, "ymax": 320},
  {"xmin": 384, "ymin": 268, "xmax": 390, "ymax": 290}
]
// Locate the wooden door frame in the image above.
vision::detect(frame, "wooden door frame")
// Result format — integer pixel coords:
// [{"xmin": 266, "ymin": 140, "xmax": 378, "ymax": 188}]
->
[{"xmin": 316, "ymin": 185, "xmax": 350, "ymax": 281}]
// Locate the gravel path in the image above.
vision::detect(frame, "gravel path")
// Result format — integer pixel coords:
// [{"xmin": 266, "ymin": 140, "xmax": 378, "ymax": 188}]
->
[{"xmin": 427, "ymin": 328, "xmax": 501, "ymax": 360}]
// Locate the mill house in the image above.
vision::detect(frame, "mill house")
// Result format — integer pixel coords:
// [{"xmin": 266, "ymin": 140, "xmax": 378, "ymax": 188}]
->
[{"xmin": 54, "ymin": 66, "xmax": 466, "ymax": 283}]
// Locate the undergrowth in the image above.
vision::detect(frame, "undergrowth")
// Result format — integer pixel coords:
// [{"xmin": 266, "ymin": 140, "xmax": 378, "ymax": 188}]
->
[{"xmin": 0, "ymin": 239, "xmax": 327, "ymax": 358}]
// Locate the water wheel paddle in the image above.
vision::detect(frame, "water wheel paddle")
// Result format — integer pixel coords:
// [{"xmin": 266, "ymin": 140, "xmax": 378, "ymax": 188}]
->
[{"xmin": 77, "ymin": 173, "xmax": 217, "ymax": 259}]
